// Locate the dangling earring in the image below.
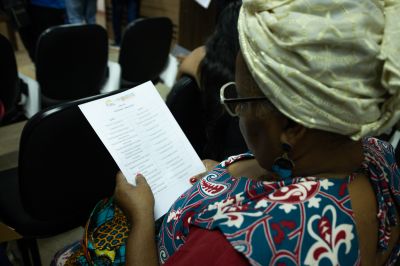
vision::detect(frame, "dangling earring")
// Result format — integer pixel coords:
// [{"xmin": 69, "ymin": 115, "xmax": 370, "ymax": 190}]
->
[{"xmin": 271, "ymin": 143, "xmax": 295, "ymax": 179}]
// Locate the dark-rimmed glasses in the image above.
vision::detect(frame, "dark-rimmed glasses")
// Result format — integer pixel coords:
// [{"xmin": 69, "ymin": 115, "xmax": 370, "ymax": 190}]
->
[{"xmin": 220, "ymin": 82, "xmax": 268, "ymax": 117}]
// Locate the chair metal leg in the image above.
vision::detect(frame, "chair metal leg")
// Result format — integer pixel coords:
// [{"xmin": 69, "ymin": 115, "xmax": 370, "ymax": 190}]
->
[
  {"xmin": 17, "ymin": 239, "xmax": 32, "ymax": 266},
  {"xmin": 16, "ymin": 238, "xmax": 42, "ymax": 266},
  {"xmin": 28, "ymin": 239, "xmax": 41, "ymax": 266},
  {"xmin": 0, "ymin": 242, "xmax": 12, "ymax": 266}
]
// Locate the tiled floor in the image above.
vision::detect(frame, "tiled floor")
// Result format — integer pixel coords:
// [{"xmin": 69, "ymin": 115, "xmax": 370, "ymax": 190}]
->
[
  {"xmin": 6, "ymin": 227, "xmax": 85, "ymax": 265},
  {"xmin": 4, "ymin": 11, "xmax": 173, "ymax": 265}
]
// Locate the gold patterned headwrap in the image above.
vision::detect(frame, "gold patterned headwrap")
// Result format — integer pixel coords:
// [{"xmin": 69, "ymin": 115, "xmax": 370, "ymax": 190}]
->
[{"xmin": 238, "ymin": 0, "xmax": 400, "ymax": 140}]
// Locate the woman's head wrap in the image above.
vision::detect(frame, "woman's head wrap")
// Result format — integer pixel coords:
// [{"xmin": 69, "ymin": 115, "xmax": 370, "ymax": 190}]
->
[{"xmin": 238, "ymin": 0, "xmax": 400, "ymax": 140}]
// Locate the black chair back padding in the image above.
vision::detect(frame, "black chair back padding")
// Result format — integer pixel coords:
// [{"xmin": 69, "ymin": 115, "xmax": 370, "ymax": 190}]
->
[
  {"xmin": 119, "ymin": 17, "xmax": 173, "ymax": 88},
  {"xmin": 36, "ymin": 24, "xmax": 108, "ymax": 107},
  {"xmin": 166, "ymin": 75, "xmax": 206, "ymax": 157},
  {"xmin": 0, "ymin": 168, "xmax": 68, "ymax": 237},
  {"xmin": 18, "ymin": 90, "xmax": 122, "ymax": 225},
  {"xmin": 0, "ymin": 33, "xmax": 19, "ymax": 112}
]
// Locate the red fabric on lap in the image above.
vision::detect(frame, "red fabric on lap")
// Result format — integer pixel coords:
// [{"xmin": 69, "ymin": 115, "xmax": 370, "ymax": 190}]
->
[{"xmin": 163, "ymin": 226, "xmax": 249, "ymax": 265}]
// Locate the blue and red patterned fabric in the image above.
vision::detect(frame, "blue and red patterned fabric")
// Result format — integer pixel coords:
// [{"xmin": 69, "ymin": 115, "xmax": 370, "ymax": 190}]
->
[{"xmin": 158, "ymin": 138, "xmax": 400, "ymax": 265}]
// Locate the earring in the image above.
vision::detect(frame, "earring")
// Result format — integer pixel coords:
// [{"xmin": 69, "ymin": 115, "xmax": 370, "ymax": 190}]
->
[{"xmin": 271, "ymin": 143, "xmax": 295, "ymax": 179}]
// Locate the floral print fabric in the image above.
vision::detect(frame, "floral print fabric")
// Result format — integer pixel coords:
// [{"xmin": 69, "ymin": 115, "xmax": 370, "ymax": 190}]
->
[{"xmin": 158, "ymin": 138, "xmax": 400, "ymax": 265}]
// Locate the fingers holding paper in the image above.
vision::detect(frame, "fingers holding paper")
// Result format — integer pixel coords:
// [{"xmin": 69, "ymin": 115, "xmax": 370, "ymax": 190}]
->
[{"xmin": 114, "ymin": 171, "xmax": 155, "ymax": 223}]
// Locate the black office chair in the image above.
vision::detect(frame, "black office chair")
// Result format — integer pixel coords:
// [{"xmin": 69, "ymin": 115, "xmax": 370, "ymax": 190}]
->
[
  {"xmin": 166, "ymin": 75, "xmax": 207, "ymax": 157},
  {"xmin": 0, "ymin": 33, "xmax": 26, "ymax": 125},
  {"xmin": 35, "ymin": 24, "xmax": 110, "ymax": 108},
  {"xmin": 0, "ymin": 90, "xmax": 123, "ymax": 265},
  {"xmin": 119, "ymin": 17, "xmax": 173, "ymax": 89}
]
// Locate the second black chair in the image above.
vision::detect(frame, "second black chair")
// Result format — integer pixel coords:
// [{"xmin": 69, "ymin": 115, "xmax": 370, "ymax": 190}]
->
[
  {"xmin": 35, "ymin": 24, "xmax": 109, "ymax": 108},
  {"xmin": 119, "ymin": 17, "xmax": 173, "ymax": 89}
]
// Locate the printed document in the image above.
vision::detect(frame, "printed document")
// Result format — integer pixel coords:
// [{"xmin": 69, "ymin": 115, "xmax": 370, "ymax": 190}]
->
[
  {"xmin": 79, "ymin": 81, "xmax": 206, "ymax": 219},
  {"xmin": 195, "ymin": 0, "xmax": 211, "ymax": 9}
]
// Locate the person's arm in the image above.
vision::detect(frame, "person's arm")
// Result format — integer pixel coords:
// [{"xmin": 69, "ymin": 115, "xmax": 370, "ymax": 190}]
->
[
  {"xmin": 114, "ymin": 172, "xmax": 159, "ymax": 266},
  {"xmin": 126, "ymin": 213, "xmax": 158, "ymax": 266},
  {"xmin": 176, "ymin": 46, "xmax": 206, "ymax": 86}
]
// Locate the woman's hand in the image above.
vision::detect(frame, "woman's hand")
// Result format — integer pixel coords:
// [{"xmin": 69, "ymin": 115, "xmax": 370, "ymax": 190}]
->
[{"xmin": 114, "ymin": 171, "xmax": 155, "ymax": 223}]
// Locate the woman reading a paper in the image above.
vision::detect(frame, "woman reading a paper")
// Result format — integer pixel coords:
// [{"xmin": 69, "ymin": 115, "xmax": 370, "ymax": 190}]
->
[
  {"xmin": 54, "ymin": 0, "xmax": 400, "ymax": 265},
  {"xmin": 116, "ymin": 0, "xmax": 400, "ymax": 265}
]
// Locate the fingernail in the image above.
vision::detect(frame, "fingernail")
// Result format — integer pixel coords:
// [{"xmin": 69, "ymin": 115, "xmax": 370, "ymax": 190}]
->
[{"xmin": 189, "ymin": 177, "xmax": 197, "ymax": 184}]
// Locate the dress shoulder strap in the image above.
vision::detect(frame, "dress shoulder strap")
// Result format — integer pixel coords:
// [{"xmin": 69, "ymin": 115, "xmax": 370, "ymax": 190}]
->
[{"xmin": 218, "ymin": 152, "xmax": 254, "ymax": 168}]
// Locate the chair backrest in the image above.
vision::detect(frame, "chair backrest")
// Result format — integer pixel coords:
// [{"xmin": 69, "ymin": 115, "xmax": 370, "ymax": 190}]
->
[
  {"xmin": 0, "ymin": 33, "xmax": 19, "ymax": 114},
  {"xmin": 119, "ymin": 17, "xmax": 173, "ymax": 88},
  {"xmin": 166, "ymin": 75, "xmax": 206, "ymax": 157},
  {"xmin": 18, "ymin": 90, "xmax": 122, "ymax": 228},
  {"xmin": 36, "ymin": 24, "xmax": 108, "ymax": 108}
]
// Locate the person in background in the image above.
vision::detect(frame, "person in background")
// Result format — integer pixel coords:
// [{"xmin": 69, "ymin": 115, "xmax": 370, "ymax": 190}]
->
[
  {"xmin": 18, "ymin": 0, "xmax": 66, "ymax": 62},
  {"xmin": 215, "ymin": 0, "xmax": 239, "ymax": 20},
  {"xmin": 65, "ymin": 0, "xmax": 96, "ymax": 24},
  {"xmin": 168, "ymin": 1, "xmax": 247, "ymax": 162},
  {"xmin": 199, "ymin": 0, "xmax": 246, "ymax": 161},
  {"xmin": 111, "ymin": 0, "xmax": 138, "ymax": 46}
]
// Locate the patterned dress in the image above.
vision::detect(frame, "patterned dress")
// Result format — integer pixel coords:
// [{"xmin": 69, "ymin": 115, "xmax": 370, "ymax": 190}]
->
[{"xmin": 158, "ymin": 138, "xmax": 400, "ymax": 265}]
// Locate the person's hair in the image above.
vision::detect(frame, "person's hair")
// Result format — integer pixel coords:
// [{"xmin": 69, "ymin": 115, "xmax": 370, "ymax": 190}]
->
[
  {"xmin": 198, "ymin": 1, "xmax": 242, "ymax": 159},
  {"xmin": 199, "ymin": 1, "xmax": 241, "ymax": 120}
]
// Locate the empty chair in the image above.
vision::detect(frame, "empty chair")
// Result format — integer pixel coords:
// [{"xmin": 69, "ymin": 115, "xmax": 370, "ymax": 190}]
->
[
  {"xmin": 119, "ymin": 17, "xmax": 173, "ymax": 89},
  {"xmin": 35, "ymin": 24, "xmax": 120, "ymax": 108},
  {"xmin": 0, "ymin": 90, "xmax": 122, "ymax": 265},
  {"xmin": 0, "ymin": 33, "xmax": 39, "ymax": 123}
]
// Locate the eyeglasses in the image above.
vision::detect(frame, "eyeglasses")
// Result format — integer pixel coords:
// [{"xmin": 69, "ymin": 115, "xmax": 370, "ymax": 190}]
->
[{"xmin": 220, "ymin": 82, "xmax": 268, "ymax": 117}]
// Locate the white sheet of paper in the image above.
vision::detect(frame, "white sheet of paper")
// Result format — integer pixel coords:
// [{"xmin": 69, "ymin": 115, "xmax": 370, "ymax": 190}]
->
[
  {"xmin": 79, "ymin": 81, "xmax": 206, "ymax": 219},
  {"xmin": 195, "ymin": 0, "xmax": 211, "ymax": 9}
]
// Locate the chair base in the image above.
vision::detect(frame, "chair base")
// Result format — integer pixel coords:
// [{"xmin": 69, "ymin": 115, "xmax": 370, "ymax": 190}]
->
[{"xmin": 16, "ymin": 238, "xmax": 42, "ymax": 266}]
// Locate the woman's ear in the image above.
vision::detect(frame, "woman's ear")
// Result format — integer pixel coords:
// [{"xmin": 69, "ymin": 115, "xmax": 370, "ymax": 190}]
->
[{"xmin": 280, "ymin": 121, "xmax": 306, "ymax": 147}]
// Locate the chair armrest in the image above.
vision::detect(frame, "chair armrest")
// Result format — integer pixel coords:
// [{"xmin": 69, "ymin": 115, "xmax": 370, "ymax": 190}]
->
[
  {"xmin": 100, "ymin": 61, "xmax": 121, "ymax": 93},
  {"xmin": 18, "ymin": 73, "xmax": 40, "ymax": 118},
  {"xmin": 159, "ymin": 54, "xmax": 179, "ymax": 89}
]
